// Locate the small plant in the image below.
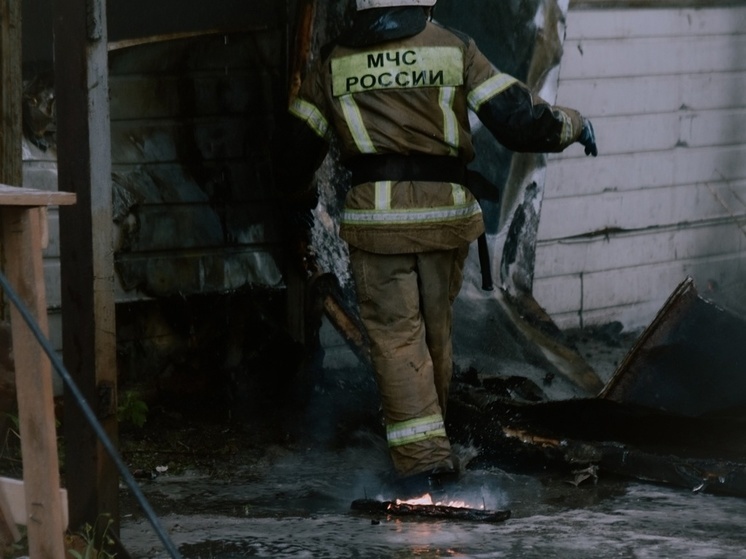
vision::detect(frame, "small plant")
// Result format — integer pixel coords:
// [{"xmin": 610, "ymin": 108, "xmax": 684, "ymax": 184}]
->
[
  {"xmin": 117, "ymin": 390, "xmax": 148, "ymax": 428},
  {"xmin": 66, "ymin": 514, "xmax": 116, "ymax": 559}
]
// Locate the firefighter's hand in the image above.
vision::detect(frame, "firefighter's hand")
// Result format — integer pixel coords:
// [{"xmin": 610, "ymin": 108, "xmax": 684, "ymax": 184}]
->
[{"xmin": 578, "ymin": 118, "xmax": 598, "ymax": 157}]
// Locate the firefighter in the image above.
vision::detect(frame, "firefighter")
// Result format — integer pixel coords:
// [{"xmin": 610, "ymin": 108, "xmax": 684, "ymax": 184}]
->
[{"xmin": 277, "ymin": 0, "xmax": 597, "ymax": 493}]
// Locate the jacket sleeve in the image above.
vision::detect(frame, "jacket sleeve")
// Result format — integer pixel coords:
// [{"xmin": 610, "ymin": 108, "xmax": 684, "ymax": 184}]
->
[
  {"xmin": 464, "ymin": 40, "xmax": 584, "ymax": 154},
  {"xmin": 274, "ymin": 63, "xmax": 331, "ymax": 206}
]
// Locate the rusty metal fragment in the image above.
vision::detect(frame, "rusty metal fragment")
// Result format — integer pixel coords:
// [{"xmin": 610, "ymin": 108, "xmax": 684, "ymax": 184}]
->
[{"xmin": 601, "ymin": 276, "xmax": 746, "ymax": 417}]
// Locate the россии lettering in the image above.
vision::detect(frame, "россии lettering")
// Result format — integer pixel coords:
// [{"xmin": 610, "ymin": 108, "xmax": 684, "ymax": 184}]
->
[{"xmin": 331, "ymin": 46, "xmax": 464, "ymax": 97}]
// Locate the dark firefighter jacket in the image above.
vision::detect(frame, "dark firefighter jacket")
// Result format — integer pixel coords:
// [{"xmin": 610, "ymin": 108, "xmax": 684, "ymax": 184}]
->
[{"xmin": 280, "ymin": 7, "xmax": 584, "ymax": 254}]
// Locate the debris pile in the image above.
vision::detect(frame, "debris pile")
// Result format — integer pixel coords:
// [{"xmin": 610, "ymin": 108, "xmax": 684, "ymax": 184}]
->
[{"xmin": 447, "ymin": 277, "xmax": 746, "ymax": 498}]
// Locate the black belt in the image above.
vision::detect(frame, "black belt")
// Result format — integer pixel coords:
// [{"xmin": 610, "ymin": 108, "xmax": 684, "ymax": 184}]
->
[{"xmin": 347, "ymin": 154, "xmax": 468, "ymax": 186}]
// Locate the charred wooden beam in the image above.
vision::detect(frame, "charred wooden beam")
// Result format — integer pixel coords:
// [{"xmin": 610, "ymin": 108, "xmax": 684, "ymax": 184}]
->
[
  {"xmin": 351, "ymin": 499, "xmax": 511, "ymax": 523},
  {"xmin": 54, "ymin": 0, "xmax": 120, "ymax": 534},
  {"xmin": 447, "ymin": 393, "xmax": 746, "ymax": 497},
  {"xmin": 309, "ymin": 272, "xmax": 371, "ymax": 368}
]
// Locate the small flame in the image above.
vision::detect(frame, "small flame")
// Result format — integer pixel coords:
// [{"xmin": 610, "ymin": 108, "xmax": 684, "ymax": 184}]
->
[
  {"xmin": 394, "ymin": 493, "xmax": 478, "ymax": 509},
  {"xmin": 396, "ymin": 494, "xmax": 435, "ymax": 506}
]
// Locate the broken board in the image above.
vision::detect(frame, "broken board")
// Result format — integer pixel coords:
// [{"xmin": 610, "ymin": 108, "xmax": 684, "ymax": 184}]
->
[{"xmin": 351, "ymin": 499, "xmax": 511, "ymax": 523}]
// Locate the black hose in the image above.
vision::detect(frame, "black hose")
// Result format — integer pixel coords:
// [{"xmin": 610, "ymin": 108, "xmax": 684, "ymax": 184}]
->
[{"xmin": 0, "ymin": 271, "xmax": 183, "ymax": 559}]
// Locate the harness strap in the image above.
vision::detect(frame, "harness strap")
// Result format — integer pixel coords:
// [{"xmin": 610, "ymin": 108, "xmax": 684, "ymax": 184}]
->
[{"xmin": 347, "ymin": 154, "xmax": 467, "ymax": 186}]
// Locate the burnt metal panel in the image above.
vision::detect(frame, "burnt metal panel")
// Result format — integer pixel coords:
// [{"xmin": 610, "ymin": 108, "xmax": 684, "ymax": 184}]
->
[{"xmin": 600, "ymin": 277, "xmax": 746, "ymax": 417}]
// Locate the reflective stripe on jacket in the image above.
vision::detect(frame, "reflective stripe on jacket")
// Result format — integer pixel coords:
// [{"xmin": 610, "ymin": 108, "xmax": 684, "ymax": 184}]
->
[{"xmin": 289, "ymin": 18, "xmax": 584, "ymax": 254}]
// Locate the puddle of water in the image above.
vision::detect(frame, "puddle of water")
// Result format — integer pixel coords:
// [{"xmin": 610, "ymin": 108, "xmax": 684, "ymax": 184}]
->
[{"xmin": 120, "ymin": 438, "xmax": 746, "ymax": 559}]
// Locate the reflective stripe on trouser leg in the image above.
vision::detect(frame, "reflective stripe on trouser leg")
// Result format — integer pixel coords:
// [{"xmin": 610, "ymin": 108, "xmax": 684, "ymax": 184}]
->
[
  {"xmin": 417, "ymin": 245, "xmax": 469, "ymax": 416},
  {"xmin": 387, "ymin": 414, "xmax": 447, "ymax": 447},
  {"xmin": 349, "ymin": 248, "xmax": 453, "ymax": 476}
]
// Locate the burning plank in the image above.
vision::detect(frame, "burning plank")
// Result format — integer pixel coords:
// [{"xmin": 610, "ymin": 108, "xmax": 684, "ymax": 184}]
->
[{"xmin": 350, "ymin": 498, "xmax": 511, "ymax": 523}]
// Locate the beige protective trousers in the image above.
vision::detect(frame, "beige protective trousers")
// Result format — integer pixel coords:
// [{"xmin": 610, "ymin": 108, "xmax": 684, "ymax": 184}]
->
[{"xmin": 349, "ymin": 244, "xmax": 469, "ymax": 476}]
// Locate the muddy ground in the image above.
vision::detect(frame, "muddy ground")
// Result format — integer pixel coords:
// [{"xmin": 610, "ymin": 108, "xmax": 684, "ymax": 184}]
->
[{"xmin": 111, "ymin": 327, "xmax": 746, "ymax": 559}]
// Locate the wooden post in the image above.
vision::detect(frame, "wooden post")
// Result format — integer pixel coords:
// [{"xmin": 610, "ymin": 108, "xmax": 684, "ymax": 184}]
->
[
  {"xmin": 1, "ymin": 0, "xmax": 23, "ymax": 325},
  {"xmin": 0, "ymin": 186, "xmax": 76, "ymax": 559},
  {"xmin": 0, "ymin": 0, "xmax": 22, "ymax": 187},
  {"xmin": 53, "ymin": 0, "xmax": 120, "ymax": 533},
  {"xmin": 0, "ymin": 0, "xmax": 25, "ymax": 549}
]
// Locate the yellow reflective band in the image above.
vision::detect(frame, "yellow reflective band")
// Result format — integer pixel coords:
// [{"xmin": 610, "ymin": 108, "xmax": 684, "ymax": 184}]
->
[
  {"xmin": 289, "ymin": 97, "xmax": 330, "ymax": 140},
  {"xmin": 440, "ymin": 86, "xmax": 459, "ymax": 156},
  {"xmin": 468, "ymin": 73, "xmax": 518, "ymax": 112},
  {"xmin": 374, "ymin": 181, "xmax": 392, "ymax": 210},
  {"xmin": 556, "ymin": 109, "xmax": 574, "ymax": 145},
  {"xmin": 387, "ymin": 415, "xmax": 447, "ymax": 448},
  {"xmin": 331, "ymin": 47, "xmax": 464, "ymax": 96},
  {"xmin": 342, "ymin": 199, "xmax": 482, "ymax": 226},
  {"xmin": 340, "ymin": 94, "xmax": 377, "ymax": 154},
  {"xmin": 451, "ymin": 183, "xmax": 466, "ymax": 206}
]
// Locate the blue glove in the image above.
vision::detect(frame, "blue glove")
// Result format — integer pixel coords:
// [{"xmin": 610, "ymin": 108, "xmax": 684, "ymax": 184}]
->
[{"xmin": 578, "ymin": 118, "xmax": 598, "ymax": 157}]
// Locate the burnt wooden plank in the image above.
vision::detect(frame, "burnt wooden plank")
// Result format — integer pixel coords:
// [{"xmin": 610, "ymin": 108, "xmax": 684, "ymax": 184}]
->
[
  {"xmin": 53, "ymin": 0, "xmax": 120, "ymax": 534},
  {"xmin": 448, "ymin": 390, "xmax": 746, "ymax": 497},
  {"xmin": 351, "ymin": 499, "xmax": 511, "ymax": 523}
]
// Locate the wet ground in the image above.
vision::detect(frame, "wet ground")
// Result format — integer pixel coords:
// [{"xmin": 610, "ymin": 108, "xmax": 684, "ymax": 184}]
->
[
  {"xmin": 120, "ymin": 442, "xmax": 746, "ymax": 558},
  {"xmin": 117, "ymin": 329, "xmax": 746, "ymax": 558}
]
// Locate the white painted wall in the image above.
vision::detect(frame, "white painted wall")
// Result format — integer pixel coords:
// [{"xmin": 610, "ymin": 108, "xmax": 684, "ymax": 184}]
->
[{"xmin": 535, "ymin": 5, "xmax": 746, "ymax": 330}]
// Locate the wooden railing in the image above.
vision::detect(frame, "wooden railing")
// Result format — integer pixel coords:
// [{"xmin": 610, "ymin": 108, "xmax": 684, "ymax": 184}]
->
[{"xmin": 0, "ymin": 184, "xmax": 75, "ymax": 557}]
